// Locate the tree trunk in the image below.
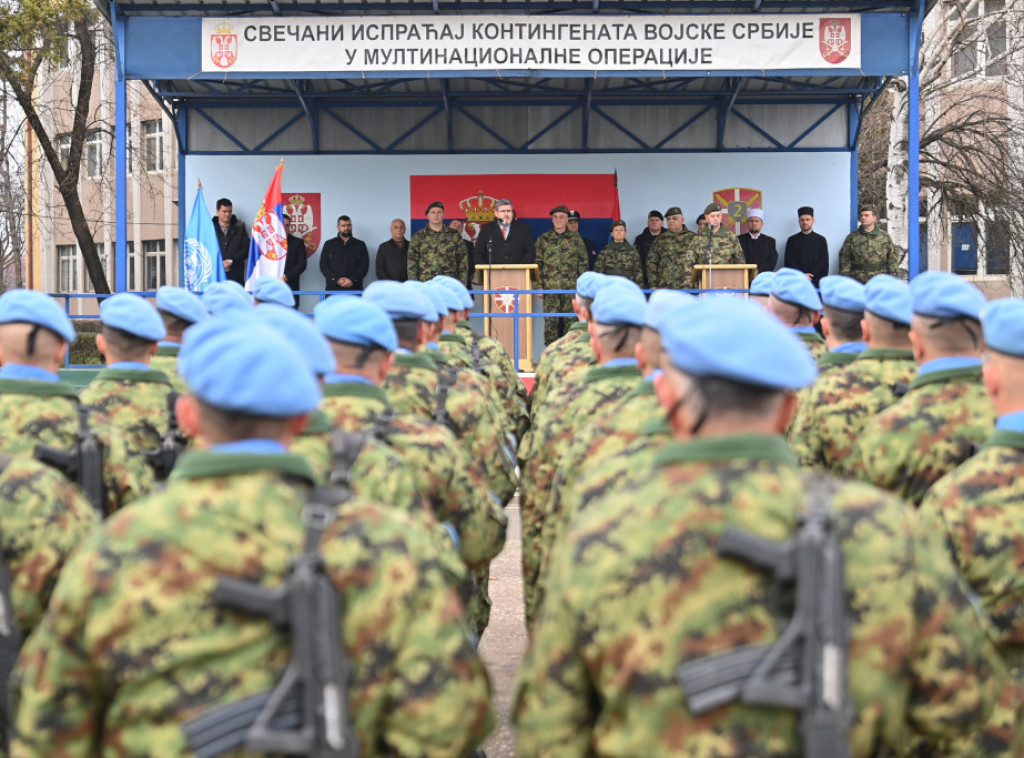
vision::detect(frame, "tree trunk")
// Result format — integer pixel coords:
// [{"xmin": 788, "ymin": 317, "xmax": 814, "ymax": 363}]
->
[{"xmin": 886, "ymin": 78, "xmax": 911, "ymax": 279}]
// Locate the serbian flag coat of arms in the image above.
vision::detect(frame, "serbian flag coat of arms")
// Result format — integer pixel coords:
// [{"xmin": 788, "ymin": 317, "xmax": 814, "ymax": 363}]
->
[{"xmin": 244, "ymin": 160, "xmax": 288, "ymax": 291}]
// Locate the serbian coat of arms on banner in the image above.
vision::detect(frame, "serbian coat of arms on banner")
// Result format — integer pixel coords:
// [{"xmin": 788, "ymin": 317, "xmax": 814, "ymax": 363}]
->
[
  {"xmin": 285, "ymin": 193, "xmax": 321, "ymax": 257},
  {"xmin": 459, "ymin": 191, "xmax": 499, "ymax": 244},
  {"xmin": 713, "ymin": 188, "xmax": 763, "ymax": 235},
  {"xmin": 819, "ymin": 18, "xmax": 852, "ymax": 65},
  {"xmin": 210, "ymin": 23, "xmax": 238, "ymax": 69}
]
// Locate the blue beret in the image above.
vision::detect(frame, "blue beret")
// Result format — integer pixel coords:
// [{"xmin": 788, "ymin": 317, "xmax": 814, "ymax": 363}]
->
[
  {"xmin": 252, "ymin": 276, "xmax": 295, "ymax": 308},
  {"xmin": 100, "ymin": 293, "xmax": 166, "ymax": 342},
  {"xmin": 156, "ymin": 287, "xmax": 207, "ymax": 325},
  {"xmin": 644, "ymin": 290, "xmax": 695, "ymax": 331},
  {"xmin": 203, "ymin": 281, "xmax": 252, "ymax": 314},
  {"xmin": 864, "ymin": 275, "xmax": 911, "ymax": 326},
  {"xmin": 576, "ymin": 271, "xmax": 605, "ymax": 299},
  {"xmin": 407, "ymin": 281, "xmax": 450, "ymax": 318},
  {"xmin": 429, "ymin": 281, "xmax": 462, "ymax": 313},
  {"xmin": 363, "ymin": 280, "xmax": 437, "ymax": 323},
  {"xmin": 662, "ymin": 297, "xmax": 817, "ymax": 390},
  {"xmin": 0, "ymin": 289, "xmax": 76, "ymax": 343},
  {"xmin": 771, "ymin": 268, "xmax": 822, "ymax": 311},
  {"xmin": 982, "ymin": 298, "xmax": 1024, "ymax": 357},
  {"xmin": 591, "ymin": 281, "xmax": 647, "ymax": 327},
  {"xmin": 433, "ymin": 276, "xmax": 474, "ymax": 310},
  {"xmin": 315, "ymin": 296, "xmax": 397, "ymax": 353},
  {"xmin": 179, "ymin": 317, "xmax": 320, "ymax": 416},
  {"xmin": 819, "ymin": 275, "xmax": 866, "ymax": 313},
  {"xmin": 749, "ymin": 271, "xmax": 775, "ymax": 297},
  {"xmin": 251, "ymin": 305, "xmax": 334, "ymax": 377},
  {"xmin": 911, "ymin": 271, "xmax": 986, "ymax": 320}
]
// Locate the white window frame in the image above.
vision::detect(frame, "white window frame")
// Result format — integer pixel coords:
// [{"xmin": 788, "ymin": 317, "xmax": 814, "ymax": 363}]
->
[
  {"xmin": 143, "ymin": 119, "xmax": 164, "ymax": 173},
  {"xmin": 948, "ymin": 0, "xmax": 1010, "ymax": 80},
  {"xmin": 57, "ymin": 244, "xmax": 78, "ymax": 293},
  {"xmin": 84, "ymin": 130, "xmax": 105, "ymax": 180},
  {"xmin": 142, "ymin": 239, "xmax": 167, "ymax": 291}
]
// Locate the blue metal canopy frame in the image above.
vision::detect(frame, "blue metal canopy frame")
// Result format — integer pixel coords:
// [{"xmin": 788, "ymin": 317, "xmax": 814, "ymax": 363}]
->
[{"xmin": 102, "ymin": 0, "xmax": 927, "ymax": 292}]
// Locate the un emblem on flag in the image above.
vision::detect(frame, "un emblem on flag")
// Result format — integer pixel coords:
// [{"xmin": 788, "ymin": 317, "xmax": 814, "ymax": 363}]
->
[{"xmin": 184, "ymin": 239, "xmax": 213, "ymax": 292}]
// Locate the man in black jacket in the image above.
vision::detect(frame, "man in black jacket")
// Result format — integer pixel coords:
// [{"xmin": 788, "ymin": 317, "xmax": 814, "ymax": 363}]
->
[
  {"xmin": 212, "ymin": 198, "xmax": 249, "ymax": 286},
  {"xmin": 281, "ymin": 213, "xmax": 308, "ymax": 307},
  {"xmin": 633, "ymin": 210, "xmax": 663, "ymax": 288},
  {"xmin": 783, "ymin": 205, "xmax": 830, "ymax": 286},
  {"xmin": 319, "ymin": 215, "xmax": 369, "ymax": 291},
  {"xmin": 567, "ymin": 210, "xmax": 599, "ymax": 271},
  {"xmin": 375, "ymin": 219, "xmax": 409, "ymax": 283},
  {"xmin": 473, "ymin": 199, "xmax": 535, "ymax": 272},
  {"xmin": 737, "ymin": 209, "xmax": 778, "ymax": 275}
]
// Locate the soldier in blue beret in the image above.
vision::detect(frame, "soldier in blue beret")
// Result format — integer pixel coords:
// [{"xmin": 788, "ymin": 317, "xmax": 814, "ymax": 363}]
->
[
  {"xmin": 251, "ymin": 276, "xmax": 296, "ymax": 309},
  {"xmin": 203, "ymin": 280, "xmax": 252, "ymax": 315},
  {"xmin": 153, "ymin": 286, "xmax": 206, "ymax": 393},
  {"xmin": 748, "ymin": 271, "xmax": 775, "ymax": 304},
  {"xmin": 769, "ymin": 267, "xmax": 826, "ymax": 359},
  {"xmin": 12, "ymin": 315, "xmax": 494, "ymax": 756},
  {"xmin": 817, "ymin": 275, "xmax": 867, "ymax": 372},
  {"xmin": 0, "ymin": 289, "xmax": 155, "ymax": 513},
  {"xmin": 853, "ymin": 271, "xmax": 993, "ymax": 505},
  {"xmin": 81, "ymin": 294, "xmax": 178, "ymax": 465}
]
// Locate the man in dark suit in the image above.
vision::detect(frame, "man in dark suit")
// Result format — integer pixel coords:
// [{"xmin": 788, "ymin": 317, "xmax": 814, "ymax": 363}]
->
[
  {"xmin": 281, "ymin": 213, "xmax": 308, "ymax": 307},
  {"xmin": 783, "ymin": 206, "xmax": 830, "ymax": 286},
  {"xmin": 737, "ymin": 209, "xmax": 778, "ymax": 275},
  {"xmin": 473, "ymin": 199, "xmax": 535, "ymax": 274},
  {"xmin": 212, "ymin": 198, "xmax": 249, "ymax": 286},
  {"xmin": 319, "ymin": 215, "xmax": 369, "ymax": 292}
]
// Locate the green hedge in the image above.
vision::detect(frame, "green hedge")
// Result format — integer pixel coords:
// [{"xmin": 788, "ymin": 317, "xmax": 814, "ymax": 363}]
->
[{"xmin": 70, "ymin": 320, "xmax": 104, "ymax": 365}]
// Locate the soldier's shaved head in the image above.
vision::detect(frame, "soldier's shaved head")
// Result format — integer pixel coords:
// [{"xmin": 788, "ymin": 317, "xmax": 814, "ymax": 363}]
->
[
  {"xmin": 588, "ymin": 322, "xmax": 641, "ymax": 363},
  {"xmin": 767, "ymin": 296, "xmax": 819, "ymax": 328},
  {"xmin": 0, "ymin": 323, "xmax": 66, "ymax": 370},
  {"xmin": 861, "ymin": 311, "xmax": 911, "ymax": 349},
  {"xmin": 326, "ymin": 338, "xmax": 394, "ymax": 383},
  {"xmin": 97, "ymin": 325, "xmax": 155, "ymax": 364},
  {"xmin": 910, "ymin": 314, "xmax": 982, "ymax": 363},
  {"xmin": 983, "ymin": 350, "xmax": 1024, "ymax": 417},
  {"xmin": 821, "ymin": 305, "xmax": 864, "ymax": 344},
  {"xmin": 637, "ymin": 326, "xmax": 664, "ymax": 375}
]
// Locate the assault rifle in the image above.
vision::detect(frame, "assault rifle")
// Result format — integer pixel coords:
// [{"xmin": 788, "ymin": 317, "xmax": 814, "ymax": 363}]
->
[
  {"xmin": 675, "ymin": 476, "xmax": 851, "ymax": 758},
  {"xmin": 144, "ymin": 392, "xmax": 187, "ymax": 480},
  {"xmin": 34, "ymin": 404, "xmax": 105, "ymax": 513}
]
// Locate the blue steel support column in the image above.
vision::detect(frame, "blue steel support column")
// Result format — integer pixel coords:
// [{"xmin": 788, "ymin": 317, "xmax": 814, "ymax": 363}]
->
[
  {"xmin": 849, "ymin": 103, "xmax": 859, "ymax": 230},
  {"xmin": 177, "ymin": 108, "xmax": 188, "ymax": 287},
  {"xmin": 907, "ymin": 4, "xmax": 925, "ymax": 279},
  {"xmin": 113, "ymin": 2, "xmax": 127, "ymax": 292}
]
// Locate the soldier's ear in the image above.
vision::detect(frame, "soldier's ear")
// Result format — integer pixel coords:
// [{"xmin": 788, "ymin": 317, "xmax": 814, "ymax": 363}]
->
[
  {"xmin": 95, "ymin": 333, "xmax": 108, "ymax": 359},
  {"xmin": 176, "ymin": 395, "xmax": 201, "ymax": 439},
  {"xmin": 860, "ymin": 318, "xmax": 872, "ymax": 343},
  {"xmin": 820, "ymin": 317, "xmax": 832, "ymax": 340}
]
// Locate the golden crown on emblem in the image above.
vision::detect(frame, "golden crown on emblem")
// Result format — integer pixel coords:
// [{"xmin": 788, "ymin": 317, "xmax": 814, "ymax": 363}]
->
[
  {"xmin": 287, "ymin": 194, "xmax": 307, "ymax": 206},
  {"xmin": 460, "ymin": 191, "xmax": 498, "ymax": 224},
  {"xmin": 215, "ymin": 21, "xmax": 234, "ymax": 35}
]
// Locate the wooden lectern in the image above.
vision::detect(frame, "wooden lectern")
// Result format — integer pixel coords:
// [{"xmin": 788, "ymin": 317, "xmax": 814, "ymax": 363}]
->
[
  {"xmin": 476, "ymin": 264, "xmax": 538, "ymax": 372},
  {"xmin": 692, "ymin": 264, "xmax": 759, "ymax": 294}
]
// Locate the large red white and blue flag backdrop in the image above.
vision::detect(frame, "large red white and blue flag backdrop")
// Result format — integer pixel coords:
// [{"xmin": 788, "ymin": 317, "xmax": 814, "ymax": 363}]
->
[
  {"xmin": 409, "ymin": 173, "xmax": 621, "ymax": 252},
  {"xmin": 244, "ymin": 160, "xmax": 289, "ymax": 290}
]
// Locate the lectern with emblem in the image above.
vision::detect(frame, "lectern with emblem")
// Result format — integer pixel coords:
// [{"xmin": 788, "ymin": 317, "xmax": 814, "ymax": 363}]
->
[
  {"xmin": 475, "ymin": 264, "xmax": 538, "ymax": 372},
  {"xmin": 692, "ymin": 264, "xmax": 758, "ymax": 294}
]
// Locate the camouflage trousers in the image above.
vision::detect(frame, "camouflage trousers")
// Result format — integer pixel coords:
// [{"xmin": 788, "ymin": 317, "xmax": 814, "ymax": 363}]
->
[
  {"xmin": 466, "ymin": 564, "xmax": 491, "ymax": 637},
  {"xmin": 543, "ymin": 294, "xmax": 575, "ymax": 346}
]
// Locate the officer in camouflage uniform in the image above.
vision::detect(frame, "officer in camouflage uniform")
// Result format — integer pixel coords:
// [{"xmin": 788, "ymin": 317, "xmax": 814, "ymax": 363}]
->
[
  {"xmin": 0, "ymin": 290, "xmax": 154, "ymax": 515},
  {"xmin": 365, "ymin": 281, "xmax": 517, "ymax": 505},
  {"xmin": 515, "ymin": 296, "xmax": 1006, "ymax": 757},
  {"xmin": 535, "ymin": 205, "xmax": 589, "ymax": 345},
  {"xmin": 645, "ymin": 206, "xmax": 694, "ymax": 289},
  {"xmin": 852, "ymin": 271, "xmax": 993, "ymax": 506},
  {"xmin": 151, "ymin": 286, "xmax": 206, "ymax": 394},
  {"xmin": 11, "ymin": 316, "xmax": 494, "ymax": 757},
  {"xmin": 594, "ymin": 221, "xmax": 642, "ymax": 286},
  {"xmin": 839, "ymin": 205, "xmax": 900, "ymax": 284},
  {"xmin": 521, "ymin": 280, "xmax": 645, "ymax": 627},
  {"xmin": 768, "ymin": 267, "xmax": 827, "ymax": 360},
  {"xmin": 919, "ymin": 297, "xmax": 1024, "ymax": 757},
  {"xmin": 789, "ymin": 275, "xmax": 916, "ymax": 474},
  {"xmin": 79, "ymin": 294, "xmax": 177, "ymax": 459},
  {"xmin": 815, "ymin": 275, "xmax": 867, "ymax": 374},
  {"xmin": 675, "ymin": 201, "xmax": 745, "ymax": 288},
  {"xmin": 407, "ymin": 201, "xmax": 469, "ymax": 286}
]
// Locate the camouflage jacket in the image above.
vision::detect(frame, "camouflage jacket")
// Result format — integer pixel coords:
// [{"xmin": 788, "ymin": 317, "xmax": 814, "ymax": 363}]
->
[
  {"xmin": 439, "ymin": 333, "xmax": 526, "ymax": 436},
  {"xmin": 529, "ymin": 322, "xmax": 592, "ymax": 418},
  {"xmin": 839, "ymin": 226, "xmax": 899, "ymax": 284},
  {"xmin": 150, "ymin": 345, "xmax": 187, "ymax": 393},
  {"xmin": 817, "ymin": 349, "xmax": 861, "ymax": 373},
  {"xmin": 515, "ymin": 435, "xmax": 1005, "ymax": 757},
  {"xmin": 919, "ymin": 429, "xmax": 1024, "ymax": 756},
  {"xmin": 794, "ymin": 328, "xmax": 828, "ymax": 361},
  {"xmin": 646, "ymin": 228, "xmax": 694, "ymax": 289},
  {"xmin": 0, "ymin": 379, "xmax": 155, "ymax": 515},
  {"xmin": 677, "ymin": 226, "xmax": 745, "ymax": 288},
  {"xmin": 789, "ymin": 348, "xmax": 916, "ymax": 474},
  {"xmin": 0, "ymin": 457, "xmax": 97, "ymax": 638},
  {"xmin": 11, "ymin": 451, "xmax": 493, "ymax": 757},
  {"xmin": 319, "ymin": 382, "xmax": 507, "ymax": 569},
  {"xmin": 79, "ymin": 368, "xmax": 176, "ymax": 455},
  {"xmin": 852, "ymin": 365, "xmax": 994, "ymax": 506},
  {"xmin": 535, "ymin": 230, "xmax": 588, "ymax": 290},
  {"xmin": 408, "ymin": 227, "xmax": 469, "ymax": 285},
  {"xmin": 594, "ymin": 242, "xmax": 643, "ymax": 286}
]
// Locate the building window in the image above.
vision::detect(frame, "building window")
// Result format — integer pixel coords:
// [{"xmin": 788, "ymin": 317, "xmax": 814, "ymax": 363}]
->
[
  {"xmin": 57, "ymin": 244, "xmax": 78, "ymax": 293},
  {"xmin": 144, "ymin": 120, "xmax": 164, "ymax": 172},
  {"xmin": 56, "ymin": 134, "xmax": 71, "ymax": 170},
  {"xmin": 142, "ymin": 239, "xmax": 167, "ymax": 290},
  {"xmin": 127, "ymin": 241, "xmax": 137, "ymax": 291},
  {"xmin": 985, "ymin": 218, "xmax": 1010, "ymax": 275},
  {"xmin": 84, "ymin": 243, "xmax": 109, "ymax": 294},
  {"xmin": 126, "ymin": 123, "xmax": 133, "ymax": 175},
  {"xmin": 949, "ymin": 0, "xmax": 1008, "ymax": 78},
  {"xmin": 84, "ymin": 130, "xmax": 104, "ymax": 179}
]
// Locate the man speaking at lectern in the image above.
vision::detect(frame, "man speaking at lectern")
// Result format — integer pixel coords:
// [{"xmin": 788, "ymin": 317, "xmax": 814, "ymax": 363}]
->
[{"xmin": 474, "ymin": 199, "xmax": 536, "ymax": 269}]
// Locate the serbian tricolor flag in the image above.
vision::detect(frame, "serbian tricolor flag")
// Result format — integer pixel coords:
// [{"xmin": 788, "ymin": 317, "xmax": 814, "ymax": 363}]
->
[
  {"xmin": 410, "ymin": 173, "xmax": 620, "ymax": 245},
  {"xmin": 244, "ymin": 160, "xmax": 288, "ymax": 291}
]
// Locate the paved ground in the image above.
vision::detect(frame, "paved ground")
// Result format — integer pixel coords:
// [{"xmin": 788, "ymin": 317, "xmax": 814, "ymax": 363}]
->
[{"xmin": 479, "ymin": 502, "xmax": 525, "ymax": 758}]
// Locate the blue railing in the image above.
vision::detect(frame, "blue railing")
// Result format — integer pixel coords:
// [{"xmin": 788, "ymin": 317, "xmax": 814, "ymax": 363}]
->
[{"xmin": 52, "ymin": 287, "xmax": 756, "ymax": 372}]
